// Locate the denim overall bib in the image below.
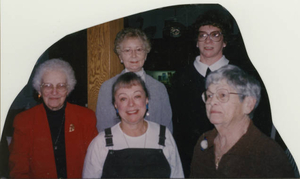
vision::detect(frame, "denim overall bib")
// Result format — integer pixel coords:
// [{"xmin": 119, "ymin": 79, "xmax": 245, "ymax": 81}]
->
[{"xmin": 101, "ymin": 125, "xmax": 171, "ymax": 178}]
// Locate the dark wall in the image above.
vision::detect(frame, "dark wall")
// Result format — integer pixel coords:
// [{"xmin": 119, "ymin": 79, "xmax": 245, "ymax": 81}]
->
[{"xmin": 48, "ymin": 29, "xmax": 88, "ymax": 106}]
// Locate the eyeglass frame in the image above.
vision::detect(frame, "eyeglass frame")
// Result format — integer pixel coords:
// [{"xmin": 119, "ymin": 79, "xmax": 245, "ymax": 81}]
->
[
  {"xmin": 201, "ymin": 88, "xmax": 242, "ymax": 104},
  {"xmin": 198, "ymin": 31, "xmax": 223, "ymax": 42},
  {"xmin": 40, "ymin": 83, "xmax": 69, "ymax": 93},
  {"xmin": 120, "ymin": 47, "xmax": 145, "ymax": 56}
]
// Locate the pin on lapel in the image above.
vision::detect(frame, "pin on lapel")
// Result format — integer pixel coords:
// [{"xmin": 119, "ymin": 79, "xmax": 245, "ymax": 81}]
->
[
  {"xmin": 69, "ymin": 124, "xmax": 75, "ymax": 132},
  {"xmin": 200, "ymin": 136, "xmax": 208, "ymax": 150}
]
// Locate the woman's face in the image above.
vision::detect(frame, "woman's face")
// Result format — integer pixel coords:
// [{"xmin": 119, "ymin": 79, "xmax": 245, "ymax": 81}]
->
[
  {"xmin": 114, "ymin": 84, "xmax": 148, "ymax": 125},
  {"xmin": 197, "ymin": 25, "xmax": 226, "ymax": 64},
  {"xmin": 118, "ymin": 37, "xmax": 147, "ymax": 72},
  {"xmin": 205, "ymin": 80, "xmax": 246, "ymax": 128},
  {"xmin": 39, "ymin": 70, "xmax": 68, "ymax": 111}
]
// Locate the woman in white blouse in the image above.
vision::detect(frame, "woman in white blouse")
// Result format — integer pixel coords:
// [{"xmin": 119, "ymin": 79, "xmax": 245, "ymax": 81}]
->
[{"xmin": 83, "ymin": 72, "xmax": 183, "ymax": 178}]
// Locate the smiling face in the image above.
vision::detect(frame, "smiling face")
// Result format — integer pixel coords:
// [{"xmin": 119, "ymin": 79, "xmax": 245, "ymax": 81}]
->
[
  {"xmin": 39, "ymin": 70, "xmax": 68, "ymax": 111},
  {"xmin": 114, "ymin": 84, "xmax": 149, "ymax": 125},
  {"xmin": 118, "ymin": 37, "xmax": 147, "ymax": 72},
  {"xmin": 197, "ymin": 25, "xmax": 226, "ymax": 65},
  {"xmin": 205, "ymin": 80, "xmax": 247, "ymax": 128}
]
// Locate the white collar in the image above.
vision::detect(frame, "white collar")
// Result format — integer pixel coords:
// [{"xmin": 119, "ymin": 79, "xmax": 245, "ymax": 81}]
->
[{"xmin": 193, "ymin": 55, "xmax": 229, "ymax": 77}]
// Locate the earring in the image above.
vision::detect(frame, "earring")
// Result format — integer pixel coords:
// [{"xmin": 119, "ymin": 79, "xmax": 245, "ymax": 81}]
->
[
  {"xmin": 116, "ymin": 109, "xmax": 119, "ymax": 115},
  {"xmin": 146, "ymin": 104, "xmax": 149, "ymax": 116}
]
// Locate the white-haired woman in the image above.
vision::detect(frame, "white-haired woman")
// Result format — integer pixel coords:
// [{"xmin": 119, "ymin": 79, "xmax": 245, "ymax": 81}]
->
[
  {"xmin": 190, "ymin": 65, "xmax": 295, "ymax": 178},
  {"xmin": 95, "ymin": 28, "xmax": 173, "ymax": 133},
  {"xmin": 9, "ymin": 58, "xmax": 98, "ymax": 178}
]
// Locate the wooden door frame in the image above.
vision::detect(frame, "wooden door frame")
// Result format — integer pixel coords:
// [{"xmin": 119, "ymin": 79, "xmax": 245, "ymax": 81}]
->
[{"xmin": 87, "ymin": 18, "xmax": 124, "ymax": 111}]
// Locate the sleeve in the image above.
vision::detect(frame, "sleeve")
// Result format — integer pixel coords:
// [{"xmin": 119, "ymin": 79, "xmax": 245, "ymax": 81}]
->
[
  {"xmin": 82, "ymin": 134, "xmax": 108, "ymax": 178},
  {"xmin": 9, "ymin": 113, "xmax": 32, "ymax": 178},
  {"xmin": 158, "ymin": 85, "xmax": 173, "ymax": 133},
  {"xmin": 95, "ymin": 80, "xmax": 118, "ymax": 132},
  {"xmin": 164, "ymin": 128, "xmax": 184, "ymax": 178},
  {"xmin": 147, "ymin": 78, "xmax": 173, "ymax": 134},
  {"xmin": 261, "ymin": 140, "xmax": 295, "ymax": 178},
  {"xmin": 168, "ymin": 70, "xmax": 183, "ymax": 135},
  {"xmin": 169, "ymin": 70, "xmax": 181, "ymax": 117}
]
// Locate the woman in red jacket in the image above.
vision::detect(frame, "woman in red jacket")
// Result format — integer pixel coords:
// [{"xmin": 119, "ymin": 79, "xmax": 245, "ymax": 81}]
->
[{"xmin": 9, "ymin": 58, "xmax": 98, "ymax": 178}]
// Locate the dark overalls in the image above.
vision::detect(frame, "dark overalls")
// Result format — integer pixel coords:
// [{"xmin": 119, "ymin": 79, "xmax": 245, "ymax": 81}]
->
[{"xmin": 101, "ymin": 125, "xmax": 171, "ymax": 178}]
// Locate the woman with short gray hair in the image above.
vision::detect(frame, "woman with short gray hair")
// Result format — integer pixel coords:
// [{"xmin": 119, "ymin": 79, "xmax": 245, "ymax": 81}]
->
[
  {"xmin": 95, "ymin": 28, "xmax": 173, "ymax": 133},
  {"xmin": 205, "ymin": 64, "xmax": 261, "ymax": 119},
  {"xmin": 9, "ymin": 58, "xmax": 98, "ymax": 178},
  {"xmin": 190, "ymin": 64, "xmax": 294, "ymax": 178}
]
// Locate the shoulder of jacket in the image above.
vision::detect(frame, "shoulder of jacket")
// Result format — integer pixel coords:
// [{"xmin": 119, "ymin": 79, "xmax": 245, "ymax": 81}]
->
[
  {"xmin": 101, "ymin": 75, "xmax": 118, "ymax": 85},
  {"xmin": 66, "ymin": 103, "xmax": 94, "ymax": 115},
  {"xmin": 145, "ymin": 74, "xmax": 165, "ymax": 88},
  {"xmin": 99, "ymin": 73, "xmax": 122, "ymax": 90},
  {"xmin": 15, "ymin": 103, "xmax": 43, "ymax": 118},
  {"xmin": 13, "ymin": 104, "xmax": 44, "ymax": 127}
]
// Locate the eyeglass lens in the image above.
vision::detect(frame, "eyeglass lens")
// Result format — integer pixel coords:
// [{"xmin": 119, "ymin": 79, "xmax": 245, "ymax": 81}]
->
[
  {"xmin": 202, "ymin": 89, "xmax": 230, "ymax": 103},
  {"xmin": 198, "ymin": 31, "xmax": 222, "ymax": 42},
  {"xmin": 41, "ymin": 83, "xmax": 68, "ymax": 93},
  {"xmin": 122, "ymin": 48, "xmax": 144, "ymax": 55}
]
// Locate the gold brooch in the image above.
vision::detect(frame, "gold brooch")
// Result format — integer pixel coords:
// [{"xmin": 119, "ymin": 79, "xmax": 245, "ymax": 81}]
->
[{"xmin": 69, "ymin": 124, "xmax": 75, "ymax": 132}]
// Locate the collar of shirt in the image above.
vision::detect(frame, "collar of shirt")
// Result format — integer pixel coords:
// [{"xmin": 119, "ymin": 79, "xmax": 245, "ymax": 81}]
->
[
  {"xmin": 124, "ymin": 68, "xmax": 146, "ymax": 81},
  {"xmin": 193, "ymin": 55, "xmax": 229, "ymax": 77}
]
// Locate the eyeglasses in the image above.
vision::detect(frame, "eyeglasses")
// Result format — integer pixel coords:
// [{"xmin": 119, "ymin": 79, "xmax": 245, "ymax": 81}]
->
[
  {"xmin": 202, "ymin": 89, "xmax": 241, "ymax": 103},
  {"xmin": 121, "ymin": 47, "xmax": 145, "ymax": 56},
  {"xmin": 198, "ymin": 31, "xmax": 223, "ymax": 42},
  {"xmin": 40, "ymin": 83, "xmax": 68, "ymax": 93}
]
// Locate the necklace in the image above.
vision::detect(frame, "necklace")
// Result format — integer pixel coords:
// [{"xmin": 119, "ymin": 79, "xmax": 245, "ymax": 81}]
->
[
  {"xmin": 214, "ymin": 144, "xmax": 222, "ymax": 170},
  {"xmin": 215, "ymin": 156, "xmax": 221, "ymax": 170},
  {"xmin": 214, "ymin": 136, "xmax": 224, "ymax": 170},
  {"xmin": 54, "ymin": 115, "xmax": 65, "ymax": 150}
]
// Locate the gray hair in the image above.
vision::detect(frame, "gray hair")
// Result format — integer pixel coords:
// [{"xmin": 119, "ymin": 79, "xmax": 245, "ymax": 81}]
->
[
  {"xmin": 32, "ymin": 58, "xmax": 77, "ymax": 94},
  {"xmin": 114, "ymin": 28, "xmax": 151, "ymax": 55},
  {"xmin": 206, "ymin": 64, "xmax": 261, "ymax": 119}
]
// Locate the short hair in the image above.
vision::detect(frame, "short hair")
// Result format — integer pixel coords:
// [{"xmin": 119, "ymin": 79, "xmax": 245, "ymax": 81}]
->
[
  {"xmin": 206, "ymin": 65, "xmax": 261, "ymax": 119},
  {"xmin": 114, "ymin": 28, "xmax": 151, "ymax": 55},
  {"xmin": 194, "ymin": 9, "xmax": 232, "ymax": 44},
  {"xmin": 32, "ymin": 58, "xmax": 77, "ymax": 94},
  {"xmin": 112, "ymin": 72, "xmax": 149, "ymax": 105}
]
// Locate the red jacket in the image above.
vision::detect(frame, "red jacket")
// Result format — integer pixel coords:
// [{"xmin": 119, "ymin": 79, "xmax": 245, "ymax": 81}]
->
[{"xmin": 9, "ymin": 102, "xmax": 98, "ymax": 178}]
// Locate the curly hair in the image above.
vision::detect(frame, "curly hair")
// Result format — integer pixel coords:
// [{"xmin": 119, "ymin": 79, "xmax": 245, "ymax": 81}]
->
[
  {"xmin": 194, "ymin": 9, "xmax": 232, "ymax": 44},
  {"xmin": 114, "ymin": 28, "xmax": 151, "ymax": 55},
  {"xmin": 32, "ymin": 58, "xmax": 77, "ymax": 95}
]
